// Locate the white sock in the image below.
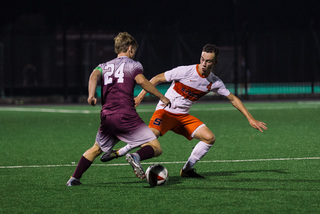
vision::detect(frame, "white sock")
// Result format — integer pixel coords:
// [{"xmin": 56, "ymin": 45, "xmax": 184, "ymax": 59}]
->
[
  {"xmin": 182, "ymin": 141, "xmax": 212, "ymax": 171},
  {"xmin": 117, "ymin": 145, "xmax": 133, "ymax": 156}
]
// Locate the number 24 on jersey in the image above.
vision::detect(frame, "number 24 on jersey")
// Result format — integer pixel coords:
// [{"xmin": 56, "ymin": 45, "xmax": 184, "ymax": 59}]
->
[{"xmin": 103, "ymin": 63, "xmax": 125, "ymax": 85}]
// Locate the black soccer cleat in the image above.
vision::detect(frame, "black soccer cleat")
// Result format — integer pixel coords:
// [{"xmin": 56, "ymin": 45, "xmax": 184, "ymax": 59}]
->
[
  {"xmin": 180, "ymin": 168, "xmax": 204, "ymax": 178},
  {"xmin": 100, "ymin": 149, "xmax": 120, "ymax": 162},
  {"xmin": 66, "ymin": 177, "xmax": 82, "ymax": 186}
]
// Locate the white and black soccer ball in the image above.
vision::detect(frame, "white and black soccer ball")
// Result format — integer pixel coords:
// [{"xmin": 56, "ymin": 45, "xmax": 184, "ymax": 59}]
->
[{"xmin": 145, "ymin": 164, "xmax": 169, "ymax": 187}]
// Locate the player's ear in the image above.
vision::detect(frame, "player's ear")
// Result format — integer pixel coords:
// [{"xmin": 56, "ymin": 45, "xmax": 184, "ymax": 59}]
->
[
  {"xmin": 128, "ymin": 45, "xmax": 133, "ymax": 53},
  {"xmin": 214, "ymin": 58, "xmax": 219, "ymax": 65}
]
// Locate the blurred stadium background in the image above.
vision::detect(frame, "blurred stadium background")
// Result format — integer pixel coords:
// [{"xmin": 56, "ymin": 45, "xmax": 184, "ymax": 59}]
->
[{"xmin": 0, "ymin": 0, "xmax": 319, "ymax": 104}]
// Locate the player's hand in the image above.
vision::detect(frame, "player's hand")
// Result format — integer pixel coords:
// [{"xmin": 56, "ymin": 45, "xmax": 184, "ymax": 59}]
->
[
  {"xmin": 87, "ymin": 96, "xmax": 97, "ymax": 106},
  {"xmin": 134, "ymin": 96, "xmax": 142, "ymax": 107},
  {"xmin": 249, "ymin": 119, "xmax": 267, "ymax": 132},
  {"xmin": 160, "ymin": 97, "xmax": 171, "ymax": 109}
]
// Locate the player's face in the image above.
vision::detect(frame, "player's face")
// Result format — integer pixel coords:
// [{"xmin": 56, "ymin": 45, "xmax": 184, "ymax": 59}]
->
[{"xmin": 199, "ymin": 52, "xmax": 216, "ymax": 74}]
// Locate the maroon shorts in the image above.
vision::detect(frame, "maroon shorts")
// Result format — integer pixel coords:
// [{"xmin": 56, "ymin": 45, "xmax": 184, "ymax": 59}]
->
[{"xmin": 96, "ymin": 112, "xmax": 156, "ymax": 152}]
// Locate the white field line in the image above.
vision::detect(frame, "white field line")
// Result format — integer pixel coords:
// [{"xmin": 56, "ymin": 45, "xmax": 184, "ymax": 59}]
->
[
  {"xmin": 1, "ymin": 157, "xmax": 319, "ymax": 169},
  {"xmin": 0, "ymin": 107, "xmax": 94, "ymax": 114},
  {"xmin": 0, "ymin": 103, "xmax": 320, "ymax": 114}
]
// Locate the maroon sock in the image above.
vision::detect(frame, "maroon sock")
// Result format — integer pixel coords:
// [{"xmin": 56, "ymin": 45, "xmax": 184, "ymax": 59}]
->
[
  {"xmin": 72, "ymin": 156, "xmax": 93, "ymax": 179},
  {"xmin": 136, "ymin": 145, "xmax": 155, "ymax": 161}
]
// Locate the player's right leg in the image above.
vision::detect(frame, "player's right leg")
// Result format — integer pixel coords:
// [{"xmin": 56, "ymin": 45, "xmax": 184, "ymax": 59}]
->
[
  {"xmin": 126, "ymin": 138, "xmax": 161, "ymax": 179},
  {"xmin": 124, "ymin": 127, "xmax": 161, "ymax": 172},
  {"xmin": 139, "ymin": 128, "xmax": 162, "ymax": 157},
  {"xmin": 100, "ymin": 127, "xmax": 162, "ymax": 162},
  {"xmin": 101, "ymin": 109, "xmax": 168, "ymax": 162},
  {"xmin": 181, "ymin": 125, "xmax": 215, "ymax": 178}
]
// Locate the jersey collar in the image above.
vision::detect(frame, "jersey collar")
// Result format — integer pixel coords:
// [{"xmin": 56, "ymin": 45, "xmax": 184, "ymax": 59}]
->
[{"xmin": 196, "ymin": 64, "xmax": 209, "ymax": 78}]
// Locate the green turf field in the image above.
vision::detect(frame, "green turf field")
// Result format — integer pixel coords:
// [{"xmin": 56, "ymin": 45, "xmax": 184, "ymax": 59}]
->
[{"xmin": 0, "ymin": 101, "xmax": 320, "ymax": 213}]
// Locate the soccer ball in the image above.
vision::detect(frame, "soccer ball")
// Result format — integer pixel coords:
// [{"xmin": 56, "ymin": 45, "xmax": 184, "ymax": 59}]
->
[{"xmin": 145, "ymin": 164, "xmax": 169, "ymax": 187}]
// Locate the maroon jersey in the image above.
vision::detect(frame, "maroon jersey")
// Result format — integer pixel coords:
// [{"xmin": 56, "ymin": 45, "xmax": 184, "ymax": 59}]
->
[
  {"xmin": 96, "ymin": 56, "xmax": 143, "ymax": 115},
  {"xmin": 94, "ymin": 56, "xmax": 157, "ymax": 153}
]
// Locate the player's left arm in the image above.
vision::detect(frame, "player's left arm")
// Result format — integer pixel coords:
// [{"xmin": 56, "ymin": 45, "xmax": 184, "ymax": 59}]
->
[
  {"xmin": 134, "ymin": 73, "xmax": 167, "ymax": 107},
  {"xmin": 226, "ymin": 93, "xmax": 267, "ymax": 132},
  {"xmin": 135, "ymin": 73, "xmax": 170, "ymax": 108}
]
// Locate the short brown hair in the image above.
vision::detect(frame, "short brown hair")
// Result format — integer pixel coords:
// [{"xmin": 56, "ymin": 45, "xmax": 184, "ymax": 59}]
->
[
  {"xmin": 114, "ymin": 32, "xmax": 138, "ymax": 54},
  {"xmin": 202, "ymin": 44, "xmax": 219, "ymax": 55}
]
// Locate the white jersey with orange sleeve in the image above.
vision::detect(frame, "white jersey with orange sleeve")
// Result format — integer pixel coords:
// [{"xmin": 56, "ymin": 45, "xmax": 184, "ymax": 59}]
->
[{"xmin": 155, "ymin": 64, "xmax": 230, "ymax": 114}]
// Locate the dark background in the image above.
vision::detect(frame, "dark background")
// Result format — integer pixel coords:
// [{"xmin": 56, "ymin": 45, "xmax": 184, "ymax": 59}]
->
[{"xmin": 0, "ymin": 0, "xmax": 319, "ymax": 101}]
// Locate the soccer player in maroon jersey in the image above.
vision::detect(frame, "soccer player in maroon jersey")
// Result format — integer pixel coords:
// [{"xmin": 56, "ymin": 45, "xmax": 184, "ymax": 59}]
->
[{"xmin": 66, "ymin": 32, "xmax": 170, "ymax": 186}]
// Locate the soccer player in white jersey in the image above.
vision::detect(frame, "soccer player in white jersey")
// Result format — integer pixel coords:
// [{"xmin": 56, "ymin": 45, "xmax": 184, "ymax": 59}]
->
[
  {"xmin": 101, "ymin": 44, "xmax": 267, "ymax": 178},
  {"xmin": 66, "ymin": 32, "xmax": 170, "ymax": 186}
]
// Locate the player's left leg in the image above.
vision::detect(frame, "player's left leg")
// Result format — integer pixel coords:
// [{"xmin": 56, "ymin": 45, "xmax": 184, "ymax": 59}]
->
[
  {"xmin": 100, "ymin": 145, "xmax": 131, "ymax": 162},
  {"xmin": 66, "ymin": 142, "xmax": 102, "ymax": 186},
  {"xmin": 181, "ymin": 125, "xmax": 215, "ymax": 177},
  {"xmin": 83, "ymin": 142, "xmax": 103, "ymax": 161}
]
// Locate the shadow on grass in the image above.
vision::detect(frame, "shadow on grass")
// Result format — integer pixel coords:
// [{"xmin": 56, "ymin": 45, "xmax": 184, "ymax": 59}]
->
[
  {"xmin": 203, "ymin": 169, "xmax": 289, "ymax": 177},
  {"xmin": 90, "ymin": 169, "xmax": 320, "ymax": 191},
  {"xmin": 92, "ymin": 175, "xmax": 184, "ymax": 188},
  {"xmin": 166, "ymin": 169, "xmax": 320, "ymax": 191}
]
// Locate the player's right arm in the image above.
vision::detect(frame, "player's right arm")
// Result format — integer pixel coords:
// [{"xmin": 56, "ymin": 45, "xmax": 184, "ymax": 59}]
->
[
  {"xmin": 87, "ymin": 69, "xmax": 102, "ymax": 106},
  {"xmin": 135, "ymin": 73, "xmax": 170, "ymax": 108},
  {"xmin": 134, "ymin": 73, "xmax": 167, "ymax": 107}
]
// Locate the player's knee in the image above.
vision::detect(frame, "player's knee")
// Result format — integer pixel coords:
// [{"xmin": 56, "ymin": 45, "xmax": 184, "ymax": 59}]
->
[
  {"xmin": 150, "ymin": 141, "xmax": 162, "ymax": 157},
  {"xmin": 151, "ymin": 128, "xmax": 161, "ymax": 138},
  {"xmin": 90, "ymin": 143, "xmax": 103, "ymax": 156},
  {"xmin": 203, "ymin": 133, "xmax": 215, "ymax": 145},
  {"xmin": 143, "ymin": 139, "xmax": 162, "ymax": 157},
  {"xmin": 83, "ymin": 144, "xmax": 102, "ymax": 161},
  {"xmin": 153, "ymin": 146, "xmax": 162, "ymax": 157}
]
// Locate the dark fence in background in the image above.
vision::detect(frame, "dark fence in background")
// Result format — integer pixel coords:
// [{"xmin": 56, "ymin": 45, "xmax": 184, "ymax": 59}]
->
[{"xmin": 0, "ymin": 22, "xmax": 320, "ymax": 103}]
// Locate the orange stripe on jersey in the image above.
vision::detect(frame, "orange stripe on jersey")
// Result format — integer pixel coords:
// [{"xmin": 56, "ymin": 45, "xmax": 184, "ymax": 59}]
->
[{"xmin": 173, "ymin": 81, "xmax": 208, "ymax": 101}]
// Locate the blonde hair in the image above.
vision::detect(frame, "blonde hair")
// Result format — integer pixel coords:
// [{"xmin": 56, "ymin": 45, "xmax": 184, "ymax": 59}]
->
[{"xmin": 114, "ymin": 32, "xmax": 138, "ymax": 54}]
